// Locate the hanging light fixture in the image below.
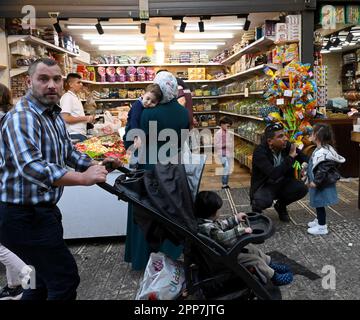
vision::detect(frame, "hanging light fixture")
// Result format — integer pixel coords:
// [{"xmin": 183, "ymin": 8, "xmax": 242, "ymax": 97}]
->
[
  {"xmin": 53, "ymin": 18, "xmax": 62, "ymax": 33},
  {"xmin": 243, "ymin": 17, "xmax": 251, "ymax": 31},
  {"xmin": 179, "ymin": 18, "xmax": 187, "ymax": 33},
  {"xmin": 95, "ymin": 19, "xmax": 104, "ymax": 35},
  {"xmin": 198, "ymin": 18, "xmax": 204, "ymax": 32},
  {"xmin": 140, "ymin": 22, "xmax": 146, "ymax": 34}
]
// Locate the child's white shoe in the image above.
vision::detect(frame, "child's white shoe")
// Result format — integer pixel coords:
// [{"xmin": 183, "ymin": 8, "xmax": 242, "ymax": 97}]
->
[
  {"xmin": 307, "ymin": 224, "xmax": 328, "ymax": 235},
  {"xmin": 307, "ymin": 218, "xmax": 318, "ymax": 228}
]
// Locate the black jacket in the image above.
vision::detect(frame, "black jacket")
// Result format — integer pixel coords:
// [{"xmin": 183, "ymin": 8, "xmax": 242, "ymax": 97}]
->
[
  {"xmin": 313, "ymin": 160, "xmax": 341, "ymax": 190},
  {"xmin": 250, "ymin": 141, "xmax": 308, "ymax": 199}
]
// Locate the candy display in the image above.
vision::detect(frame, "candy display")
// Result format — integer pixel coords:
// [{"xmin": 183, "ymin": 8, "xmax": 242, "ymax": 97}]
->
[
  {"xmin": 90, "ymin": 66, "xmax": 156, "ymax": 83},
  {"xmin": 263, "ymin": 61, "xmax": 317, "ymax": 151},
  {"xmin": 91, "ymin": 55, "xmax": 152, "ymax": 65},
  {"xmin": 193, "ymin": 99, "xmax": 219, "ymax": 112},
  {"xmin": 75, "ymin": 134, "xmax": 127, "ymax": 162},
  {"xmin": 188, "ymin": 67, "xmax": 206, "ymax": 80},
  {"xmin": 234, "ymin": 141, "xmax": 256, "ymax": 170},
  {"xmin": 219, "ymin": 98, "xmax": 267, "ymax": 117},
  {"xmin": 235, "ymin": 121, "xmax": 266, "ymax": 145},
  {"xmin": 168, "ymin": 52, "xmax": 210, "ymax": 64},
  {"xmin": 314, "ymin": 66, "xmax": 328, "ymax": 107}
]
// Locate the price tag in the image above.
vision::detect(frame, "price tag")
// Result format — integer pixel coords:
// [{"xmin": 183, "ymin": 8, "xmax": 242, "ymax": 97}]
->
[
  {"xmin": 284, "ymin": 90, "xmax": 293, "ymax": 97},
  {"xmin": 276, "ymin": 98, "xmax": 284, "ymax": 105},
  {"xmin": 244, "ymin": 87, "xmax": 249, "ymax": 97}
]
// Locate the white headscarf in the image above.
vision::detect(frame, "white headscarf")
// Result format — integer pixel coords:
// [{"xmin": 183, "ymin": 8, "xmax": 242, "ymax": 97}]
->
[{"xmin": 154, "ymin": 71, "xmax": 178, "ymax": 104}]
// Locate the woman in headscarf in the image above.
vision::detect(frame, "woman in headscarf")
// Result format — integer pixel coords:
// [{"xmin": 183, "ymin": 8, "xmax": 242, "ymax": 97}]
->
[{"xmin": 124, "ymin": 71, "xmax": 190, "ymax": 270}]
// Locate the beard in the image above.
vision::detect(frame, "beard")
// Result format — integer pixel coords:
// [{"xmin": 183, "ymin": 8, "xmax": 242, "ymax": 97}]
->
[{"xmin": 30, "ymin": 88, "xmax": 61, "ymax": 106}]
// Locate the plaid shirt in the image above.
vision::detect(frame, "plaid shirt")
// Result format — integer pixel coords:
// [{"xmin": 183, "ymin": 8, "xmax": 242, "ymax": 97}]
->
[
  {"xmin": 197, "ymin": 216, "xmax": 246, "ymax": 248},
  {"xmin": 0, "ymin": 93, "xmax": 92, "ymax": 205}
]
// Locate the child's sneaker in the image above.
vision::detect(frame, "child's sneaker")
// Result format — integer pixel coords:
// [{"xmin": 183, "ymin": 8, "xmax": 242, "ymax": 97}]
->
[
  {"xmin": 307, "ymin": 224, "xmax": 328, "ymax": 235},
  {"xmin": 271, "ymin": 271, "xmax": 293, "ymax": 286},
  {"xmin": 269, "ymin": 262, "xmax": 291, "ymax": 274},
  {"xmin": 307, "ymin": 218, "xmax": 318, "ymax": 228}
]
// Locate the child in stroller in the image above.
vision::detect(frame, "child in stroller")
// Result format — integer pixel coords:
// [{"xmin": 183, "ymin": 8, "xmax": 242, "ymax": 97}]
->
[
  {"xmin": 195, "ymin": 191, "xmax": 293, "ymax": 286},
  {"xmin": 99, "ymin": 160, "xmax": 290, "ymax": 299}
]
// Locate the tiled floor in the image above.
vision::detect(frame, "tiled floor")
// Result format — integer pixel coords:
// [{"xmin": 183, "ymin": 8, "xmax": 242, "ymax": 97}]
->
[{"xmin": 1, "ymin": 169, "xmax": 359, "ymax": 300}]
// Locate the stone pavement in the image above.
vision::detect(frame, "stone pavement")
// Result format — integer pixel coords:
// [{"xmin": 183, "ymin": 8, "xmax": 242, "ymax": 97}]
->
[{"xmin": 0, "ymin": 179, "xmax": 359, "ymax": 300}]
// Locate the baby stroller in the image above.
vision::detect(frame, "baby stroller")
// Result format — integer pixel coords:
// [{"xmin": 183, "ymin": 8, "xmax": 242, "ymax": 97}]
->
[{"xmin": 98, "ymin": 156, "xmax": 275, "ymax": 300}]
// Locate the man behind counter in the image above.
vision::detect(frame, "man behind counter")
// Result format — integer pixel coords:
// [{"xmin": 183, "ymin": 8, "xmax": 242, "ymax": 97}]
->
[{"xmin": 60, "ymin": 73, "xmax": 94, "ymax": 142}]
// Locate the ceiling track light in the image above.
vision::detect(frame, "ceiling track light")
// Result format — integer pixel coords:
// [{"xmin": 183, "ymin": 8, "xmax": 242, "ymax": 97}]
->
[
  {"xmin": 95, "ymin": 20, "xmax": 104, "ymax": 35},
  {"xmin": 332, "ymin": 34, "xmax": 340, "ymax": 47},
  {"xmin": 140, "ymin": 22, "xmax": 146, "ymax": 34},
  {"xmin": 346, "ymin": 31, "xmax": 354, "ymax": 43},
  {"xmin": 324, "ymin": 39, "xmax": 332, "ymax": 50},
  {"xmin": 179, "ymin": 18, "xmax": 187, "ymax": 33},
  {"xmin": 53, "ymin": 19, "xmax": 62, "ymax": 34},
  {"xmin": 198, "ymin": 19, "xmax": 204, "ymax": 32},
  {"xmin": 243, "ymin": 17, "xmax": 251, "ymax": 31}
]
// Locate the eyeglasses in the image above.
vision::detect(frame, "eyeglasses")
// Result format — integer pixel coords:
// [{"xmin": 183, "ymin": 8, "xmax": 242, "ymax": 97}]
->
[{"xmin": 265, "ymin": 123, "xmax": 284, "ymax": 133}]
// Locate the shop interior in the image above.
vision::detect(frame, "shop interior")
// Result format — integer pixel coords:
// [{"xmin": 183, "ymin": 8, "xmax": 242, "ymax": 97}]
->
[{"xmin": 0, "ymin": 1, "xmax": 359, "ymax": 238}]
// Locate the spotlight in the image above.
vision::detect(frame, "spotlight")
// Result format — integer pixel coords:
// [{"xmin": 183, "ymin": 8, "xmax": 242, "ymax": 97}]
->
[
  {"xmin": 332, "ymin": 36, "xmax": 340, "ymax": 47},
  {"xmin": 346, "ymin": 31, "xmax": 354, "ymax": 43},
  {"xmin": 95, "ymin": 19, "xmax": 104, "ymax": 35},
  {"xmin": 179, "ymin": 19, "xmax": 187, "ymax": 33},
  {"xmin": 243, "ymin": 18, "xmax": 251, "ymax": 31},
  {"xmin": 53, "ymin": 19, "xmax": 62, "ymax": 33},
  {"xmin": 198, "ymin": 19, "xmax": 204, "ymax": 32},
  {"xmin": 324, "ymin": 39, "xmax": 332, "ymax": 50},
  {"xmin": 140, "ymin": 22, "xmax": 146, "ymax": 34}
]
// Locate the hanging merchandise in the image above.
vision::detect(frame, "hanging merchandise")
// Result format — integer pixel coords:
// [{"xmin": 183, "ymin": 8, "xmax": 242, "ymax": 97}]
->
[{"xmin": 263, "ymin": 62, "xmax": 317, "ymax": 153}]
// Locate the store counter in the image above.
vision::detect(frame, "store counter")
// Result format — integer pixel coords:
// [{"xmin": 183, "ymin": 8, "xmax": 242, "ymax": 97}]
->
[
  {"xmin": 312, "ymin": 118, "xmax": 359, "ymax": 178},
  {"xmin": 351, "ymin": 131, "xmax": 360, "ymax": 209},
  {"xmin": 57, "ymin": 171, "xmax": 128, "ymax": 239}
]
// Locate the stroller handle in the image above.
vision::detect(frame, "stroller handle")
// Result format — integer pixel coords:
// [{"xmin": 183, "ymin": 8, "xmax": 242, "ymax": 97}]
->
[{"xmin": 96, "ymin": 165, "xmax": 132, "ymax": 195}]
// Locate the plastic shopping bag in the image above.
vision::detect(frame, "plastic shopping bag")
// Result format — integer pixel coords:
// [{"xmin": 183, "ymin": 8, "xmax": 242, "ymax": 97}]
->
[
  {"xmin": 135, "ymin": 252, "xmax": 185, "ymax": 300},
  {"xmin": 93, "ymin": 111, "xmax": 123, "ymax": 136}
]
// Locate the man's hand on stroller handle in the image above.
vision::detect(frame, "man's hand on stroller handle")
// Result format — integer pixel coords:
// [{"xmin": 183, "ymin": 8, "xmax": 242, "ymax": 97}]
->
[
  {"xmin": 82, "ymin": 165, "xmax": 108, "ymax": 185},
  {"xmin": 99, "ymin": 157, "xmax": 123, "ymax": 172}
]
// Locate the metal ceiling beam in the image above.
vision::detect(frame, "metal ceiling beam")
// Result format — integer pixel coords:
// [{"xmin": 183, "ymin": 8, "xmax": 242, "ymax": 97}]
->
[{"xmin": 0, "ymin": 0, "xmax": 316, "ymax": 18}]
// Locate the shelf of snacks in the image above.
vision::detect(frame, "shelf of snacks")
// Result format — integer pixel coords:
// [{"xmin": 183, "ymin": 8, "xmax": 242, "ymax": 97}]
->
[
  {"xmin": 219, "ymin": 111, "xmax": 263, "ymax": 121},
  {"xmin": 8, "ymin": 35, "xmax": 79, "ymax": 57},
  {"xmin": 193, "ymin": 110, "xmax": 219, "ymax": 115},
  {"xmin": 8, "ymin": 33, "xmax": 76, "ymax": 80},
  {"xmin": 234, "ymin": 141, "xmax": 255, "ymax": 170},
  {"xmin": 192, "ymin": 91, "xmax": 265, "ymax": 100},
  {"xmin": 223, "ymin": 64, "xmax": 266, "ymax": 82},
  {"xmin": 80, "ymin": 64, "xmax": 264, "ymax": 84},
  {"xmin": 10, "ymin": 66, "xmax": 28, "ymax": 78},
  {"xmin": 90, "ymin": 63, "xmax": 222, "ymax": 67},
  {"xmin": 231, "ymin": 131, "xmax": 259, "ymax": 145},
  {"xmin": 222, "ymin": 37, "xmax": 275, "ymax": 65},
  {"xmin": 196, "ymin": 126, "xmax": 219, "ymax": 130},
  {"xmin": 81, "ymin": 80, "xmax": 153, "ymax": 85}
]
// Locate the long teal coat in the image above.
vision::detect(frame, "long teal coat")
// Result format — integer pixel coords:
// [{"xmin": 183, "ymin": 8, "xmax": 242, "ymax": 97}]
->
[{"xmin": 124, "ymin": 98, "xmax": 189, "ymax": 270}]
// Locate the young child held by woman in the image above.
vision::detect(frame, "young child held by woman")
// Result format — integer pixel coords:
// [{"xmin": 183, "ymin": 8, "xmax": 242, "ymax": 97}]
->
[
  {"xmin": 194, "ymin": 191, "xmax": 293, "ymax": 286},
  {"xmin": 123, "ymin": 84, "xmax": 163, "ymax": 166},
  {"xmin": 306, "ymin": 123, "xmax": 345, "ymax": 235}
]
